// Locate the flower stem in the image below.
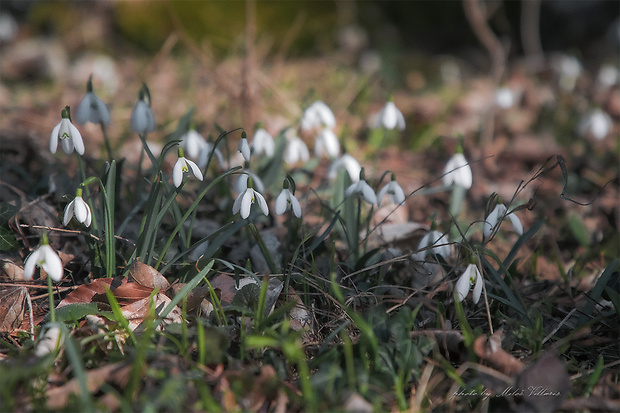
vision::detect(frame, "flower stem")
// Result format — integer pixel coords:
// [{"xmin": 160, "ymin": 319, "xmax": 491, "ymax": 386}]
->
[
  {"xmin": 47, "ymin": 276, "xmax": 56, "ymax": 323},
  {"xmin": 100, "ymin": 121, "xmax": 113, "ymax": 163}
]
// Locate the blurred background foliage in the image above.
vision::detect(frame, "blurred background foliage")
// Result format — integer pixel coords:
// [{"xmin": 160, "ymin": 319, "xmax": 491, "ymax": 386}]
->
[{"xmin": 14, "ymin": 0, "xmax": 618, "ymax": 63}]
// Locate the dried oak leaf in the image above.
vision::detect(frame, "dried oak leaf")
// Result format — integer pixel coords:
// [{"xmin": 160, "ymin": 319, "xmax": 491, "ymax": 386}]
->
[
  {"xmin": 127, "ymin": 260, "xmax": 170, "ymax": 291},
  {"xmin": 0, "ymin": 286, "xmax": 26, "ymax": 332}
]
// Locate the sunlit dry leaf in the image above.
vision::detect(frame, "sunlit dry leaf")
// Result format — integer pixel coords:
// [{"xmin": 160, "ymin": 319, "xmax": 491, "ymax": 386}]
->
[
  {"xmin": 168, "ymin": 283, "xmax": 214, "ymax": 312},
  {"xmin": 0, "ymin": 286, "xmax": 26, "ymax": 332},
  {"xmin": 2, "ymin": 260, "xmax": 25, "ymax": 280},
  {"xmin": 473, "ymin": 330, "xmax": 525, "ymax": 377},
  {"xmin": 57, "ymin": 278, "xmax": 114, "ymax": 307},
  {"xmin": 128, "ymin": 260, "xmax": 170, "ymax": 290},
  {"xmin": 45, "ymin": 362, "xmax": 130, "ymax": 410},
  {"xmin": 121, "ymin": 292, "xmax": 183, "ymax": 331},
  {"xmin": 209, "ymin": 273, "xmax": 237, "ymax": 305}
]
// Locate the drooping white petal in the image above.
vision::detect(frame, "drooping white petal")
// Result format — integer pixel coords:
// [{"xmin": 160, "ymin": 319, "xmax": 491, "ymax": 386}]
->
[
  {"xmin": 240, "ymin": 189, "xmax": 254, "ymax": 219},
  {"xmin": 73, "ymin": 196, "xmax": 91, "ymax": 226},
  {"xmin": 35, "ymin": 323, "xmax": 63, "ymax": 357},
  {"xmin": 345, "ymin": 182, "xmax": 358, "ymax": 198},
  {"xmin": 234, "ymin": 172, "xmax": 265, "ymax": 194},
  {"xmin": 181, "ymin": 130, "xmax": 207, "ymax": 159},
  {"xmin": 23, "ymin": 249, "xmax": 41, "ymax": 280},
  {"xmin": 417, "ymin": 230, "xmax": 451, "ymax": 260},
  {"xmin": 197, "ymin": 143, "xmax": 225, "ymax": 170},
  {"xmin": 329, "ymin": 154, "xmax": 361, "ymax": 182},
  {"xmin": 284, "ymin": 137, "xmax": 310, "ymax": 164},
  {"xmin": 76, "ymin": 92, "xmax": 110, "ymax": 125},
  {"xmin": 172, "ymin": 158, "xmax": 185, "ymax": 187},
  {"xmin": 68, "ymin": 123, "xmax": 84, "ymax": 155},
  {"xmin": 232, "ymin": 191, "xmax": 243, "ymax": 215},
  {"xmin": 289, "ymin": 194, "xmax": 302, "ymax": 217},
  {"xmin": 130, "ymin": 100, "xmax": 155, "ymax": 133},
  {"xmin": 39, "ymin": 245, "xmax": 64, "ymax": 281},
  {"xmin": 377, "ymin": 181, "xmax": 406, "ymax": 206},
  {"xmin": 63, "ymin": 199, "xmax": 75, "ymax": 226},
  {"xmin": 302, "ymin": 100, "xmax": 336, "ymax": 130},
  {"xmin": 443, "ymin": 153, "xmax": 472, "ymax": 189},
  {"xmin": 50, "ymin": 122, "xmax": 61, "ymax": 154},
  {"xmin": 186, "ymin": 158, "xmax": 203, "ymax": 181},
  {"xmin": 315, "ymin": 128, "xmax": 340, "ymax": 158},
  {"xmin": 508, "ymin": 212, "xmax": 523, "ymax": 236},
  {"xmin": 455, "ymin": 270, "xmax": 471, "ymax": 303},
  {"xmin": 238, "ymin": 138, "xmax": 251, "ymax": 162},
  {"xmin": 255, "ymin": 191, "xmax": 269, "ymax": 216},
  {"xmin": 251, "ymin": 128, "xmax": 275, "ymax": 157},
  {"xmin": 360, "ymin": 181, "xmax": 377, "ymax": 205},
  {"xmin": 376, "ymin": 101, "xmax": 405, "ymax": 130},
  {"xmin": 471, "ymin": 266, "xmax": 483, "ymax": 304},
  {"xmin": 275, "ymin": 191, "xmax": 288, "ymax": 215},
  {"xmin": 484, "ymin": 204, "xmax": 506, "ymax": 238}
]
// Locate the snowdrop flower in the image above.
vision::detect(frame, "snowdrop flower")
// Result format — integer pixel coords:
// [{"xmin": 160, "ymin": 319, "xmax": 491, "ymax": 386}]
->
[
  {"xmin": 197, "ymin": 141, "xmax": 225, "ymax": 170},
  {"xmin": 413, "ymin": 230, "xmax": 450, "ymax": 261},
  {"xmin": 284, "ymin": 136, "xmax": 310, "ymax": 164},
  {"xmin": 173, "ymin": 146, "xmax": 203, "ymax": 188},
  {"xmin": 443, "ymin": 151, "xmax": 472, "ymax": 189},
  {"xmin": 375, "ymin": 99, "xmax": 405, "ymax": 130},
  {"xmin": 23, "ymin": 234, "xmax": 64, "ymax": 282},
  {"xmin": 130, "ymin": 83, "xmax": 155, "ymax": 134},
  {"xmin": 495, "ymin": 87, "xmax": 516, "ymax": 109},
  {"xmin": 35, "ymin": 323, "xmax": 63, "ymax": 357},
  {"xmin": 251, "ymin": 126, "xmax": 275, "ymax": 157},
  {"xmin": 455, "ymin": 263, "xmax": 483, "ymax": 304},
  {"xmin": 553, "ymin": 54, "xmax": 582, "ymax": 92},
  {"xmin": 180, "ymin": 128, "xmax": 207, "ymax": 159},
  {"xmin": 596, "ymin": 64, "xmax": 619, "ymax": 89},
  {"xmin": 483, "ymin": 203, "xmax": 523, "ymax": 239},
  {"xmin": 377, "ymin": 173, "xmax": 405, "ymax": 206},
  {"xmin": 75, "ymin": 75, "xmax": 110, "ymax": 125},
  {"xmin": 314, "ymin": 128, "xmax": 340, "ymax": 159},
  {"xmin": 328, "ymin": 154, "xmax": 362, "ymax": 182},
  {"xmin": 232, "ymin": 177, "xmax": 269, "ymax": 219},
  {"xmin": 234, "ymin": 170, "xmax": 265, "ymax": 194},
  {"xmin": 238, "ymin": 131, "xmax": 251, "ymax": 162},
  {"xmin": 345, "ymin": 169, "xmax": 377, "ymax": 205},
  {"xmin": 275, "ymin": 179, "xmax": 302, "ymax": 217},
  {"xmin": 577, "ymin": 109, "xmax": 613, "ymax": 140},
  {"xmin": 50, "ymin": 106, "xmax": 85, "ymax": 155},
  {"xmin": 63, "ymin": 187, "xmax": 92, "ymax": 227},
  {"xmin": 301, "ymin": 100, "xmax": 336, "ymax": 130}
]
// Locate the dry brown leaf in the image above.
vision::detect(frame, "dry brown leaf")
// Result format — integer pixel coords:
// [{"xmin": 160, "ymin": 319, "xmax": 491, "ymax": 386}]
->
[
  {"xmin": 473, "ymin": 331, "xmax": 525, "ymax": 377},
  {"xmin": 2, "ymin": 260, "xmax": 25, "ymax": 280},
  {"xmin": 168, "ymin": 283, "xmax": 215, "ymax": 313},
  {"xmin": 128, "ymin": 260, "xmax": 170, "ymax": 291},
  {"xmin": 57, "ymin": 278, "xmax": 114, "ymax": 307},
  {"xmin": 0, "ymin": 286, "xmax": 26, "ymax": 332},
  {"xmin": 209, "ymin": 273, "xmax": 237, "ymax": 305},
  {"xmin": 45, "ymin": 362, "xmax": 130, "ymax": 410},
  {"xmin": 516, "ymin": 352, "xmax": 570, "ymax": 413},
  {"xmin": 121, "ymin": 292, "xmax": 183, "ymax": 331}
]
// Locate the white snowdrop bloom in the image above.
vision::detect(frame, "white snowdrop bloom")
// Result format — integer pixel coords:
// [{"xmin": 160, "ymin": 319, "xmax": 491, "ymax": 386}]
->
[
  {"xmin": 284, "ymin": 137, "xmax": 310, "ymax": 164},
  {"xmin": 197, "ymin": 142, "xmax": 225, "ymax": 170},
  {"xmin": 23, "ymin": 241, "xmax": 64, "ymax": 282},
  {"xmin": 180, "ymin": 129, "xmax": 207, "ymax": 159},
  {"xmin": 483, "ymin": 203, "xmax": 524, "ymax": 239},
  {"xmin": 35, "ymin": 323, "xmax": 63, "ymax": 357},
  {"xmin": 328, "ymin": 154, "xmax": 362, "ymax": 183},
  {"xmin": 234, "ymin": 171, "xmax": 265, "ymax": 194},
  {"xmin": 173, "ymin": 147, "xmax": 203, "ymax": 188},
  {"xmin": 233, "ymin": 186, "xmax": 269, "ymax": 219},
  {"xmin": 495, "ymin": 87, "xmax": 516, "ymax": 109},
  {"xmin": 275, "ymin": 188, "xmax": 302, "ymax": 217},
  {"xmin": 596, "ymin": 64, "xmax": 619, "ymax": 89},
  {"xmin": 375, "ymin": 100, "xmax": 405, "ymax": 130},
  {"xmin": 251, "ymin": 128, "xmax": 275, "ymax": 157},
  {"xmin": 413, "ymin": 230, "xmax": 451, "ymax": 261},
  {"xmin": 553, "ymin": 54, "xmax": 582, "ymax": 92},
  {"xmin": 130, "ymin": 85, "xmax": 155, "ymax": 133},
  {"xmin": 63, "ymin": 188, "xmax": 92, "ymax": 227},
  {"xmin": 577, "ymin": 109, "xmax": 613, "ymax": 140},
  {"xmin": 443, "ymin": 153, "xmax": 472, "ymax": 189},
  {"xmin": 314, "ymin": 128, "xmax": 340, "ymax": 159},
  {"xmin": 345, "ymin": 174, "xmax": 377, "ymax": 206},
  {"xmin": 377, "ymin": 177, "xmax": 405, "ymax": 206},
  {"xmin": 301, "ymin": 100, "xmax": 336, "ymax": 130},
  {"xmin": 75, "ymin": 76, "xmax": 110, "ymax": 125},
  {"xmin": 50, "ymin": 107, "xmax": 85, "ymax": 155},
  {"xmin": 455, "ymin": 263, "xmax": 483, "ymax": 304},
  {"xmin": 238, "ymin": 135, "xmax": 251, "ymax": 162}
]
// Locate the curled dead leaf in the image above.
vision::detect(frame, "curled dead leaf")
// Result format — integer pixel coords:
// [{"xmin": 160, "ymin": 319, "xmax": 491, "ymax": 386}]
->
[
  {"xmin": 473, "ymin": 330, "xmax": 525, "ymax": 377},
  {"xmin": 128, "ymin": 260, "xmax": 170, "ymax": 291}
]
